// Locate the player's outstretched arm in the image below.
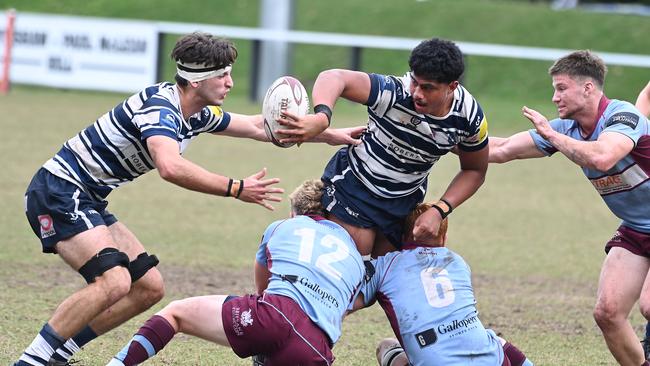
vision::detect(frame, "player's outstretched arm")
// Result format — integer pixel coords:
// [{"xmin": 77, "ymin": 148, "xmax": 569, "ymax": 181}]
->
[
  {"xmin": 636, "ymin": 81, "xmax": 650, "ymax": 117},
  {"xmin": 489, "ymin": 132, "xmax": 545, "ymax": 163},
  {"xmin": 522, "ymin": 106, "xmax": 633, "ymax": 171},
  {"xmin": 147, "ymin": 136, "xmax": 283, "ymax": 209},
  {"xmin": 213, "ymin": 113, "xmax": 268, "ymax": 141}
]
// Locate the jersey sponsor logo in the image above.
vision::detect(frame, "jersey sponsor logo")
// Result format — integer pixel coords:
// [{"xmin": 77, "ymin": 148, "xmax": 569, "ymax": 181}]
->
[
  {"xmin": 415, "ymin": 328, "xmax": 438, "ymax": 348},
  {"xmin": 589, "ymin": 164, "xmax": 649, "ymax": 195},
  {"xmin": 437, "ymin": 314, "xmax": 479, "ymax": 336},
  {"xmin": 604, "ymin": 112, "xmax": 640, "ymax": 130},
  {"xmin": 297, "ymin": 276, "xmax": 340, "ymax": 308},
  {"xmin": 38, "ymin": 214, "xmax": 56, "ymax": 239},
  {"xmin": 126, "ymin": 152, "xmax": 148, "ymax": 172},
  {"xmin": 386, "ymin": 141, "xmax": 424, "ymax": 161}
]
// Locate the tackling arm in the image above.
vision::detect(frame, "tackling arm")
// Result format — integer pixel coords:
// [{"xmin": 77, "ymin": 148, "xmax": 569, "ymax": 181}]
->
[
  {"xmin": 539, "ymin": 131, "xmax": 633, "ymax": 172},
  {"xmin": 522, "ymin": 106, "xmax": 633, "ymax": 172},
  {"xmin": 488, "ymin": 132, "xmax": 545, "ymax": 163}
]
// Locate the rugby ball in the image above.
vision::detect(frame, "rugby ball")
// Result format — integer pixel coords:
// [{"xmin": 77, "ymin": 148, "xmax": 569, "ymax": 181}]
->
[{"xmin": 262, "ymin": 76, "xmax": 310, "ymax": 148}]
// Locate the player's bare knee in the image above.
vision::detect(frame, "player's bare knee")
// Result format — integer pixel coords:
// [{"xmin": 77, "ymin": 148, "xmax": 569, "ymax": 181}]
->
[
  {"xmin": 95, "ymin": 266, "xmax": 132, "ymax": 303},
  {"xmin": 158, "ymin": 299, "xmax": 187, "ymax": 325},
  {"xmin": 129, "ymin": 252, "xmax": 164, "ymax": 304},
  {"xmin": 593, "ymin": 301, "xmax": 621, "ymax": 328},
  {"xmin": 131, "ymin": 267, "xmax": 165, "ymax": 307}
]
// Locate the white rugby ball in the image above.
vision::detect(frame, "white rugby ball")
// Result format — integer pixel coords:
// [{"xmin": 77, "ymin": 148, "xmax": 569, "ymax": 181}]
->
[{"xmin": 262, "ymin": 76, "xmax": 310, "ymax": 148}]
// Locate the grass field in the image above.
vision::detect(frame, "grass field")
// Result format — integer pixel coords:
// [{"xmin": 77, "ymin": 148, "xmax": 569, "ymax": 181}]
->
[
  {"xmin": 1, "ymin": 0, "xmax": 649, "ymax": 365},
  {"xmin": 0, "ymin": 84, "xmax": 647, "ymax": 365}
]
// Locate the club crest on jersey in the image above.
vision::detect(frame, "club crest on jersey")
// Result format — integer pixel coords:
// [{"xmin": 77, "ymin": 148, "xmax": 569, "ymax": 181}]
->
[
  {"xmin": 410, "ymin": 116, "xmax": 423, "ymax": 126},
  {"xmin": 240, "ymin": 309, "xmax": 254, "ymax": 327},
  {"xmin": 38, "ymin": 214, "xmax": 56, "ymax": 238}
]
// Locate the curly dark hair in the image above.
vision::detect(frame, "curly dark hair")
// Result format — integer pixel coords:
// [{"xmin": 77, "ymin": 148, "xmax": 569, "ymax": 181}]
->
[
  {"xmin": 171, "ymin": 32, "xmax": 238, "ymax": 86},
  {"xmin": 408, "ymin": 38, "xmax": 464, "ymax": 84}
]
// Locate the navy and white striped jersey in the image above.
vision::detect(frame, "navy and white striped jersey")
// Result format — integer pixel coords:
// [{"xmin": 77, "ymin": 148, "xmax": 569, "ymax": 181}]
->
[
  {"xmin": 42, "ymin": 82, "xmax": 231, "ymax": 200},
  {"xmin": 348, "ymin": 73, "xmax": 488, "ymax": 198}
]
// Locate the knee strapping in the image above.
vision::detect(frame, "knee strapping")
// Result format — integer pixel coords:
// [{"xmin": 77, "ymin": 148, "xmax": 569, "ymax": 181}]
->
[
  {"xmin": 78, "ymin": 247, "xmax": 130, "ymax": 284},
  {"xmin": 129, "ymin": 252, "xmax": 159, "ymax": 282}
]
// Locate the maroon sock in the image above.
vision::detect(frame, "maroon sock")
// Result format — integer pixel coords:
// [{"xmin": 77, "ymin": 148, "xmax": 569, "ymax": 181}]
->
[
  {"xmin": 503, "ymin": 342, "xmax": 527, "ymax": 366},
  {"xmin": 122, "ymin": 315, "xmax": 176, "ymax": 366},
  {"xmin": 641, "ymin": 361, "xmax": 650, "ymax": 366}
]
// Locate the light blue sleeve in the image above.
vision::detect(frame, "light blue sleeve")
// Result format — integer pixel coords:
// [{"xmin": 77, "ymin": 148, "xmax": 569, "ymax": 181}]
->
[
  {"xmin": 255, "ymin": 220, "xmax": 285, "ymax": 266},
  {"xmin": 601, "ymin": 104, "xmax": 645, "ymax": 145},
  {"xmin": 528, "ymin": 118, "xmax": 574, "ymax": 156}
]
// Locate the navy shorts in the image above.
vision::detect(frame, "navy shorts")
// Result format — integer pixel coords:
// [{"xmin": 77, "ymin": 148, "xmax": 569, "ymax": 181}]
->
[
  {"xmin": 24, "ymin": 168, "xmax": 117, "ymax": 253},
  {"xmin": 222, "ymin": 293, "xmax": 334, "ymax": 366},
  {"xmin": 605, "ymin": 225, "xmax": 650, "ymax": 257},
  {"xmin": 321, "ymin": 148, "xmax": 425, "ymax": 247}
]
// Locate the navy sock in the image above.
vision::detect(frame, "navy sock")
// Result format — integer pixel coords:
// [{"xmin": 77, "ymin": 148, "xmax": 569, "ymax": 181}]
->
[
  {"xmin": 50, "ymin": 325, "xmax": 98, "ymax": 361},
  {"xmin": 17, "ymin": 323, "xmax": 65, "ymax": 365}
]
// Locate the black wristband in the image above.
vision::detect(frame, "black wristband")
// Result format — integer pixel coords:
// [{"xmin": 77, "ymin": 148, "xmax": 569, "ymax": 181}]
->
[
  {"xmin": 431, "ymin": 204, "xmax": 449, "ymax": 219},
  {"xmin": 225, "ymin": 178, "xmax": 233, "ymax": 197},
  {"xmin": 313, "ymin": 104, "xmax": 332, "ymax": 126},
  {"xmin": 439, "ymin": 198, "xmax": 453, "ymax": 214},
  {"xmin": 235, "ymin": 179, "xmax": 244, "ymax": 198}
]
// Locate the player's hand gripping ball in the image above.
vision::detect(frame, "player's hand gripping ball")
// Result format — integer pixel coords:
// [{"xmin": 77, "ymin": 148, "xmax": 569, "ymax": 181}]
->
[{"xmin": 262, "ymin": 76, "xmax": 310, "ymax": 148}]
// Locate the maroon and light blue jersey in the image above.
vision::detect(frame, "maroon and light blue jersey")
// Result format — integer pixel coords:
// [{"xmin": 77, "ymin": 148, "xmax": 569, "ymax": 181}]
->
[
  {"xmin": 530, "ymin": 97, "xmax": 650, "ymax": 233},
  {"xmin": 42, "ymin": 82, "xmax": 230, "ymax": 200},
  {"xmin": 344, "ymin": 73, "xmax": 488, "ymax": 199},
  {"xmin": 256, "ymin": 215, "xmax": 365, "ymax": 344},
  {"xmin": 360, "ymin": 246, "xmax": 504, "ymax": 366}
]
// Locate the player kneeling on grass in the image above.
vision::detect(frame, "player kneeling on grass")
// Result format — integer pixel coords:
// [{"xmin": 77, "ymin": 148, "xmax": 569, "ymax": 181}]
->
[
  {"xmin": 106, "ymin": 179, "xmax": 365, "ymax": 366},
  {"xmin": 352, "ymin": 203, "xmax": 534, "ymax": 366}
]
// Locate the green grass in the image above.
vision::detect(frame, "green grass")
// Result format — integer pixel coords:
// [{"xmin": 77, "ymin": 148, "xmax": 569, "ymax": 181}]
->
[
  {"xmin": 1, "ymin": 0, "xmax": 649, "ymax": 364},
  {"xmin": 0, "ymin": 82, "xmax": 643, "ymax": 365}
]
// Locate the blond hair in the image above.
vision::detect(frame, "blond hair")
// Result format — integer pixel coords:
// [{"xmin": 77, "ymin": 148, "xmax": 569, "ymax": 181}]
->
[
  {"xmin": 289, "ymin": 179, "xmax": 325, "ymax": 216},
  {"xmin": 403, "ymin": 202, "xmax": 448, "ymax": 244}
]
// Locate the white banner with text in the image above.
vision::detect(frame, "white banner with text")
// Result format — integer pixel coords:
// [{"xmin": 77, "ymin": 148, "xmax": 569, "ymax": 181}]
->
[{"xmin": 0, "ymin": 12, "xmax": 158, "ymax": 93}]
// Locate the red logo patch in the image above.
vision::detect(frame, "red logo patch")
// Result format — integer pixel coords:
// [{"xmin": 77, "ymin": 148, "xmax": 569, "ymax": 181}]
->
[{"xmin": 38, "ymin": 214, "xmax": 56, "ymax": 238}]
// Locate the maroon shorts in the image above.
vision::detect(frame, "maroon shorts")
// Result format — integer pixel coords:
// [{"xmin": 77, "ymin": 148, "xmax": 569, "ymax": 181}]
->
[
  {"xmin": 605, "ymin": 225, "xmax": 650, "ymax": 257},
  {"xmin": 222, "ymin": 293, "xmax": 334, "ymax": 366}
]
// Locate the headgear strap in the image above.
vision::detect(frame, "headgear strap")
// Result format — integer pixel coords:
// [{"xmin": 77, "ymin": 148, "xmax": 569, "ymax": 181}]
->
[{"xmin": 176, "ymin": 61, "xmax": 232, "ymax": 82}]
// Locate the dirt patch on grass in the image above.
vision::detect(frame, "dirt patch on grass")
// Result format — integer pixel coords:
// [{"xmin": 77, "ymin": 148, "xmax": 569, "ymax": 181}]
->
[
  {"xmin": 3, "ymin": 262, "xmax": 256, "ymax": 297},
  {"xmin": 4, "ymin": 262, "xmax": 637, "ymax": 337}
]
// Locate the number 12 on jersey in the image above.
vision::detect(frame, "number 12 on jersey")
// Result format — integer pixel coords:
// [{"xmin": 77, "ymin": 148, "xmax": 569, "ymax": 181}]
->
[{"xmin": 294, "ymin": 228, "xmax": 351, "ymax": 281}]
